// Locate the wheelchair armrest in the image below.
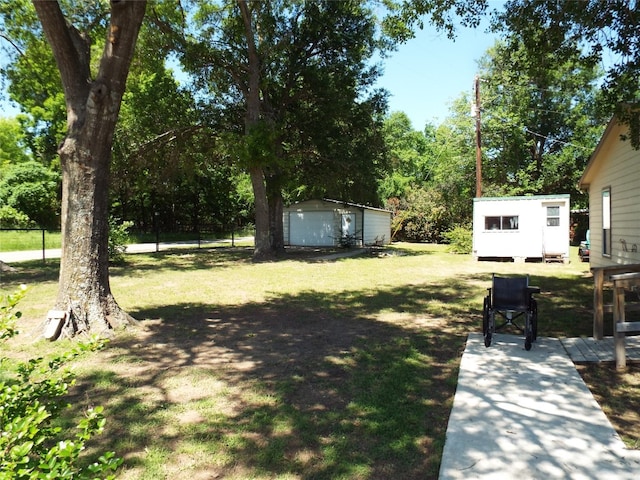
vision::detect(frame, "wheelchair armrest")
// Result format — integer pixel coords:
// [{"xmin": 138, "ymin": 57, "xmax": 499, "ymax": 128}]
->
[{"xmin": 527, "ymin": 286, "xmax": 540, "ymax": 295}]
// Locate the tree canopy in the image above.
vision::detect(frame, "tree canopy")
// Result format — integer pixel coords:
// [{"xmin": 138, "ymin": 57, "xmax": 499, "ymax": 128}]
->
[
  {"xmin": 493, "ymin": 0, "xmax": 640, "ymax": 147},
  {"xmin": 0, "ymin": 117, "xmax": 31, "ymax": 166},
  {"xmin": 2, "ymin": 0, "xmax": 639, "ymax": 262},
  {"xmin": 149, "ymin": 0, "xmax": 393, "ymax": 257},
  {"xmin": 477, "ymin": 38, "xmax": 606, "ymax": 203}
]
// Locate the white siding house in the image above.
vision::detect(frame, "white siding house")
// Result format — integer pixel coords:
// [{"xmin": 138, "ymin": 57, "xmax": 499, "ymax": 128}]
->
[
  {"xmin": 473, "ymin": 195, "xmax": 570, "ymax": 262},
  {"xmin": 283, "ymin": 199, "xmax": 391, "ymax": 247},
  {"xmin": 579, "ymin": 116, "xmax": 640, "ymax": 268}
]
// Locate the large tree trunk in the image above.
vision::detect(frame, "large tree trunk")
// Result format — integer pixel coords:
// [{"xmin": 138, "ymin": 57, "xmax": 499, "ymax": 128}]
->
[
  {"xmin": 269, "ymin": 192, "xmax": 285, "ymax": 255},
  {"xmin": 266, "ymin": 172, "xmax": 286, "ymax": 255},
  {"xmin": 249, "ymin": 165, "xmax": 272, "ymax": 260},
  {"xmin": 238, "ymin": 0, "xmax": 275, "ymax": 261},
  {"xmin": 55, "ymin": 122, "xmax": 130, "ymax": 336},
  {"xmin": 34, "ymin": 0, "xmax": 146, "ymax": 337}
]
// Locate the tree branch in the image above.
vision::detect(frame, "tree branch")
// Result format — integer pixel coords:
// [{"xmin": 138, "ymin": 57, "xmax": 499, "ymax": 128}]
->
[
  {"xmin": 32, "ymin": 0, "xmax": 91, "ymax": 109},
  {"xmin": 130, "ymin": 125, "xmax": 209, "ymax": 158},
  {"xmin": 97, "ymin": 1, "xmax": 147, "ymax": 102},
  {"xmin": 0, "ymin": 33, "xmax": 26, "ymax": 58}
]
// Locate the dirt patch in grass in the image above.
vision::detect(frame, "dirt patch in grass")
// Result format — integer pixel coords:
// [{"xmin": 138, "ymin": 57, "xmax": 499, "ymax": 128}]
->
[{"xmin": 79, "ymin": 295, "xmax": 465, "ymax": 480}]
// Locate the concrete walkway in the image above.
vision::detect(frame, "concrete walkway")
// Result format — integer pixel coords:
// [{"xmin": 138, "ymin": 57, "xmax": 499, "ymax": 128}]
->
[{"xmin": 439, "ymin": 333, "xmax": 640, "ymax": 479}]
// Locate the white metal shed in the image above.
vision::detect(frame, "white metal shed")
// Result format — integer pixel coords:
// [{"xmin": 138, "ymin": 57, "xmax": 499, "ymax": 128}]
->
[
  {"xmin": 472, "ymin": 194, "xmax": 570, "ymax": 262},
  {"xmin": 283, "ymin": 199, "xmax": 391, "ymax": 248}
]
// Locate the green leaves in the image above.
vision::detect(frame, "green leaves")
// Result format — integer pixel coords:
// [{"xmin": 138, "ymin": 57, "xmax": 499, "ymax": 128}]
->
[
  {"xmin": 10, "ymin": 440, "xmax": 34, "ymax": 462},
  {"xmin": 0, "ymin": 285, "xmax": 26, "ymax": 341},
  {"xmin": 1, "ymin": 288, "xmax": 121, "ymax": 479},
  {"xmin": 0, "ymin": 161, "xmax": 60, "ymax": 229},
  {"xmin": 476, "ymin": 37, "xmax": 604, "ymax": 198}
]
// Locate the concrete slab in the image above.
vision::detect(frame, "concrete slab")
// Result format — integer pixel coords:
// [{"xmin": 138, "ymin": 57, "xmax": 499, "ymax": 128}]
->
[{"xmin": 439, "ymin": 333, "xmax": 640, "ymax": 479}]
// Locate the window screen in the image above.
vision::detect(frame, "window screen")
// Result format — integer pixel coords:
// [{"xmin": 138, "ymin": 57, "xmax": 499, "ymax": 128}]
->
[
  {"xmin": 485, "ymin": 216, "xmax": 501, "ymax": 230},
  {"xmin": 484, "ymin": 216, "xmax": 518, "ymax": 231},
  {"xmin": 546, "ymin": 206, "xmax": 560, "ymax": 227},
  {"xmin": 502, "ymin": 216, "xmax": 518, "ymax": 230}
]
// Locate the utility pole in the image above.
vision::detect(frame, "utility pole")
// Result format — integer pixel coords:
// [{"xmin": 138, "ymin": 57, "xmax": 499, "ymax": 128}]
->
[{"xmin": 474, "ymin": 75, "xmax": 482, "ymax": 198}]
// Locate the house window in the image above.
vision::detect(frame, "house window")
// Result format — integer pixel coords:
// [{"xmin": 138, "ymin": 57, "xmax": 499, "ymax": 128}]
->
[
  {"xmin": 484, "ymin": 216, "xmax": 518, "ymax": 231},
  {"xmin": 602, "ymin": 188, "xmax": 611, "ymax": 256},
  {"xmin": 546, "ymin": 206, "xmax": 560, "ymax": 227}
]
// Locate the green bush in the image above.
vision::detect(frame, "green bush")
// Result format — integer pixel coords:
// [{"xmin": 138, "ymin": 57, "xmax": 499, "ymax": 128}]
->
[
  {"xmin": 108, "ymin": 217, "xmax": 133, "ymax": 263},
  {"xmin": 388, "ymin": 188, "xmax": 449, "ymax": 243},
  {"xmin": 0, "ymin": 205, "xmax": 34, "ymax": 228},
  {"xmin": 0, "ymin": 286, "xmax": 122, "ymax": 479},
  {"xmin": 0, "ymin": 161, "xmax": 60, "ymax": 229},
  {"xmin": 443, "ymin": 226, "xmax": 473, "ymax": 254}
]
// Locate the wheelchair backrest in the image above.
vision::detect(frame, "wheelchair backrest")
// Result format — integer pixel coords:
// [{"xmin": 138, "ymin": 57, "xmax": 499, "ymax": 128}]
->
[{"xmin": 492, "ymin": 275, "xmax": 530, "ymax": 311}]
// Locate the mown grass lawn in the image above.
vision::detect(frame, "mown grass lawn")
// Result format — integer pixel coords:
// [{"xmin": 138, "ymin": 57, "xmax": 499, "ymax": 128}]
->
[
  {"xmin": 0, "ymin": 228, "xmax": 252, "ymax": 252},
  {"xmin": 0, "ymin": 229, "xmax": 62, "ymax": 251},
  {"xmin": 1, "ymin": 243, "xmax": 638, "ymax": 479}
]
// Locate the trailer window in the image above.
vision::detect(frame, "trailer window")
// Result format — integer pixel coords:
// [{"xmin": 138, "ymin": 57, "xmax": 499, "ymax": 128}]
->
[
  {"xmin": 546, "ymin": 206, "xmax": 560, "ymax": 226},
  {"xmin": 485, "ymin": 216, "xmax": 518, "ymax": 231},
  {"xmin": 504, "ymin": 216, "xmax": 519, "ymax": 230},
  {"xmin": 485, "ymin": 216, "xmax": 500, "ymax": 230}
]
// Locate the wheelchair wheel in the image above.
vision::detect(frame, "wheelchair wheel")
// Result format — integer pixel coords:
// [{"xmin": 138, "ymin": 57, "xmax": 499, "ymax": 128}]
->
[{"xmin": 482, "ymin": 297, "xmax": 492, "ymax": 347}]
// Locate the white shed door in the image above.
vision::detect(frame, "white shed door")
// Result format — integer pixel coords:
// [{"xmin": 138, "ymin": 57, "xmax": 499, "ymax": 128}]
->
[{"xmin": 290, "ymin": 211, "xmax": 335, "ymax": 246}]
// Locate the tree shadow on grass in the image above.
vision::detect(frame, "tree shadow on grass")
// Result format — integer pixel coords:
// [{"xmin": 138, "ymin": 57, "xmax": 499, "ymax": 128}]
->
[
  {"xmin": 70, "ymin": 283, "xmax": 469, "ymax": 480},
  {"xmin": 106, "ymin": 244, "xmax": 434, "ymax": 277},
  {"xmin": 530, "ymin": 272, "xmax": 599, "ymax": 337},
  {"xmin": 56, "ymin": 261, "xmax": 597, "ymax": 479},
  {"xmin": 0, "ymin": 259, "xmax": 60, "ymax": 285}
]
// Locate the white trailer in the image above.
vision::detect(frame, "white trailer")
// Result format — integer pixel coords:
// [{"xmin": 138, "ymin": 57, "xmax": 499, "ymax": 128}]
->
[{"xmin": 472, "ymin": 194, "xmax": 570, "ymax": 262}]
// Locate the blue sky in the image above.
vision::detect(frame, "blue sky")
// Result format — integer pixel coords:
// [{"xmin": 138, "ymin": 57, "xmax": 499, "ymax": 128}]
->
[
  {"xmin": 376, "ymin": 24, "xmax": 497, "ymax": 130},
  {"xmin": 1, "ymin": 23, "xmax": 498, "ymax": 131}
]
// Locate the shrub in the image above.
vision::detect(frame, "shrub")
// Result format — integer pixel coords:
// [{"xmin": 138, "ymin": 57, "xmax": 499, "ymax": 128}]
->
[
  {"xmin": 0, "ymin": 286, "xmax": 122, "ymax": 479},
  {"xmin": 0, "ymin": 205, "xmax": 34, "ymax": 228},
  {"xmin": 443, "ymin": 226, "xmax": 473, "ymax": 254},
  {"xmin": 0, "ymin": 161, "xmax": 60, "ymax": 229},
  {"xmin": 388, "ymin": 188, "xmax": 449, "ymax": 243},
  {"xmin": 108, "ymin": 217, "xmax": 133, "ymax": 263}
]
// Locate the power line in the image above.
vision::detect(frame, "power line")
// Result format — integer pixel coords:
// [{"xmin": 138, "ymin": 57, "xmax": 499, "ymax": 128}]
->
[
  {"xmin": 482, "ymin": 111, "xmax": 593, "ymax": 151},
  {"xmin": 522, "ymin": 128, "xmax": 591, "ymax": 150}
]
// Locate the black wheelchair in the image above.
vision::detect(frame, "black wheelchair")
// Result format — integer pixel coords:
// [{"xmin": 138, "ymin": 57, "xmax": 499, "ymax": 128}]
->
[{"xmin": 482, "ymin": 274, "xmax": 540, "ymax": 350}]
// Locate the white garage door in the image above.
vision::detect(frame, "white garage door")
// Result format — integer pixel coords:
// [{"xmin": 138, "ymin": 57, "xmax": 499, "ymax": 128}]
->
[{"xmin": 289, "ymin": 211, "xmax": 335, "ymax": 246}]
